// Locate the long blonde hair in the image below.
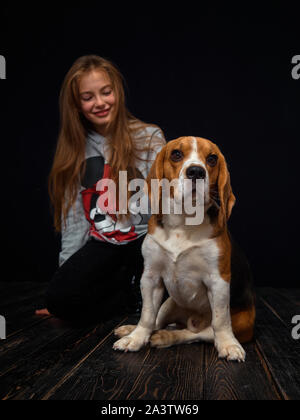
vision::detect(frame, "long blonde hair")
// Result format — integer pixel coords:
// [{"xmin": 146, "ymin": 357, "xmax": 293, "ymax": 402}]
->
[{"xmin": 49, "ymin": 55, "xmax": 155, "ymax": 232}]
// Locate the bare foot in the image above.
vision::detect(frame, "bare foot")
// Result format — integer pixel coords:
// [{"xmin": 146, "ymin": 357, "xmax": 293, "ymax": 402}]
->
[{"xmin": 35, "ymin": 308, "xmax": 51, "ymax": 316}]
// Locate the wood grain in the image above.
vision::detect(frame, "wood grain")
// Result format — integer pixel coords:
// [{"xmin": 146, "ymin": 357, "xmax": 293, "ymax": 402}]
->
[{"xmin": 1, "ymin": 283, "xmax": 300, "ymax": 400}]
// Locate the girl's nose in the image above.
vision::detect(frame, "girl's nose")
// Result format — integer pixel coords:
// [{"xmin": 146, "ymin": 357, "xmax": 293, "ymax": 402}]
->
[{"xmin": 94, "ymin": 95, "xmax": 106, "ymax": 108}]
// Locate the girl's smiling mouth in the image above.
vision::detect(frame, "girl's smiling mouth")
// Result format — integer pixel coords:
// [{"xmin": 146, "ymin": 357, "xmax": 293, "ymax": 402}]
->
[{"xmin": 94, "ymin": 109, "xmax": 110, "ymax": 117}]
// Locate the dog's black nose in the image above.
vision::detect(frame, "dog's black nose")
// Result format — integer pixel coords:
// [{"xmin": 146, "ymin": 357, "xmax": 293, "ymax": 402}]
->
[{"xmin": 186, "ymin": 166, "xmax": 206, "ymax": 180}]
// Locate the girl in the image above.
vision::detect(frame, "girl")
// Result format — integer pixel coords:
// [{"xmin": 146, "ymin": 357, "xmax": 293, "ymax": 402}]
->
[{"xmin": 36, "ymin": 55, "xmax": 166, "ymax": 323}]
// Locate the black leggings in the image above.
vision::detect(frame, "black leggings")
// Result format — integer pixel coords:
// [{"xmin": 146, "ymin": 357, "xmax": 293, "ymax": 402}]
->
[{"xmin": 46, "ymin": 236, "xmax": 145, "ymax": 323}]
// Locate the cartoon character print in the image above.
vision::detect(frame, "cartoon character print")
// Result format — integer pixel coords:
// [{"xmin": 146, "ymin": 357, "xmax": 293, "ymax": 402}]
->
[{"xmin": 81, "ymin": 156, "xmax": 147, "ymax": 242}]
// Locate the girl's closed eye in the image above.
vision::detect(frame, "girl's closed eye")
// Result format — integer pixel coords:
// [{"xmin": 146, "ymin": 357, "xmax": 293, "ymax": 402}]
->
[{"xmin": 82, "ymin": 95, "xmax": 93, "ymax": 102}]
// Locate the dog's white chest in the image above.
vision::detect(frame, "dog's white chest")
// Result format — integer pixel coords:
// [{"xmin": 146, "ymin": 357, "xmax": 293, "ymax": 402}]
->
[
  {"xmin": 145, "ymin": 222, "xmax": 219, "ymax": 310},
  {"xmin": 159, "ymin": 229, "xmax": 198, "ymax": 262},
  {"xmin": 152, "ymin": 217, "xmax": 214, "ymax": 261}
]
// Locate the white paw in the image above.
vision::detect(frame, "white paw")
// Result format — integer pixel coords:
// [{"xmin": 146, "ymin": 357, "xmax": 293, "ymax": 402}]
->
[
  {"xmin": 113, "ymin": 335, "xmax": 147, "ymax": 352},
  {"xmin": 216, "ymin": 340, "xmax": 246, "ymax": 362}
]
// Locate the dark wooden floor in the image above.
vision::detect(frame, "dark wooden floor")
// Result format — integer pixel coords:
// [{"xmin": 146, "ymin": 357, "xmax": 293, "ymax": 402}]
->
[{"xmin": 0, "ymin": 282, "xmax": 300, "ymax": 400}]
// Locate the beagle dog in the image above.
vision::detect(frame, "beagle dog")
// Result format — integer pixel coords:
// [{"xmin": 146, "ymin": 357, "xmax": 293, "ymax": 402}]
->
[{"xmin": 113, "ymin": 137, "xmax": 255, "ymax": 362}]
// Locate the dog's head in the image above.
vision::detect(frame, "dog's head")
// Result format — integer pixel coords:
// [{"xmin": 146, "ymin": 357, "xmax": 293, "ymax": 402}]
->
[{"xmin": 146, "ymin": 136, "xmax": 235, "ymax": 230}]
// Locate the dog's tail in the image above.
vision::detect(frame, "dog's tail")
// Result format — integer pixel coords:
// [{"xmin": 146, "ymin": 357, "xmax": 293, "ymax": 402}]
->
[{"xmin": 231, "ymin": 305, "xmax": 256, "ymax": 344}]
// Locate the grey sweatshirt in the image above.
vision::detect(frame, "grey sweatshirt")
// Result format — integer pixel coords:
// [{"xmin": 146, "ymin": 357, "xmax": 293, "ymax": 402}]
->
[{"xmin": 59, "ymin": 125, "xmax": 166, "ymax": 266}]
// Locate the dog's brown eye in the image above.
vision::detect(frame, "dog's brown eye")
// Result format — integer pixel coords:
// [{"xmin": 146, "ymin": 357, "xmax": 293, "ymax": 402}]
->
[
  {"xmin": 206, "ymin": 154, "xmax": 218, "ymax": 167},
  {"xmin": 171, "ymin": 149, "xmax": 184, "ymax": 162}
]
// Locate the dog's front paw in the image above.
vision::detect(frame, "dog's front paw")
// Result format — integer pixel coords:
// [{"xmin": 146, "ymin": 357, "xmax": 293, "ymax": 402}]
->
[
  {"xmin": 114, "ymin": 325, "xmax": 136, "ymax": 338},
  {"xmin": 216, "ymin": 339, "xmax": 246, "ymax": 362},
  {"xmin": 113, "ymin": 335, "xmax": 148, "ymax": 352}
]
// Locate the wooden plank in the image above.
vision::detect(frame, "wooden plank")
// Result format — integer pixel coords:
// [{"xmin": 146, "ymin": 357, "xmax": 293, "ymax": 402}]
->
[
  {"xmin": 127, "ymin": 339, "xmax": 280, "ymax": 400},
  {"xmin": 1, "ymin": 285, "xmax": 299, "ymax": 400},
  {"xmin": 37, "ymin": 320, "xmax": 280, "ymax": 400},
  {"xmin": 257, "ymin": 288, "xmax": 300, "ymax": 326},
  {"xmin": 6, "ymin": 312, "xmax": 52, "ymax": 340},
  {"xmin": 254, "ymin": 291, "xmax": 300, "ymax": 400},
  {"xmin": 0, "ymin": 317, "xmax": 74, "ymax": 399},
  {"xmin": 275, "ymin": 288, "xmax": 300, "ymax": 307},
  {"xmin": 2, "ymin": 298, "xmax": 49, "ymax": 339},
  {"xmin": 202, "ymin": 341, "xmax": 281, "ymax": 400},
  {"xmin": 2, "ymin": 315, "xmax": 128, "ymax": 400},
  {"xmin": 41, "ymin": 316, "xmax": 148, "ymax": 400},
  {"xmin": 124, "ymin": 343, "xmax": 205, "ymax": 400}
]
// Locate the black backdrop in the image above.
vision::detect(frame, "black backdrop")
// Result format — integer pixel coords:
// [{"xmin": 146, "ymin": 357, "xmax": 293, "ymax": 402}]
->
[{"xmin": 1, "ymin": 5, "xmax": 299, "ymax": 287}]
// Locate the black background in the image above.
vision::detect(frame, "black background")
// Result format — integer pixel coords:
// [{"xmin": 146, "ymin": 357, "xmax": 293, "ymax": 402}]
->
[{"xmin": 1, "ymin": 4, "xmax": 299, "ymax": 287}]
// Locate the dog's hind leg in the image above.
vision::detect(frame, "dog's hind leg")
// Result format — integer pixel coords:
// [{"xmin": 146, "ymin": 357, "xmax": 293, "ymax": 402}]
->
[
  {"xmin": 151, "ymin": 310, "xmax": 213, "ymax": 348},
  {"xmin": 150, "ymin": 326, "xmax": 214, "ymax": 348},
  {"xmin": 155, "ymin": 298, "xmax": 178, "ymax": 329},
  {"xmin": 115, "ymin": 297, "xmax": 185, "ymax": 338},
  {"xmin": 155, "ymin": 297, "xmax": 188, "ymax": 330}
]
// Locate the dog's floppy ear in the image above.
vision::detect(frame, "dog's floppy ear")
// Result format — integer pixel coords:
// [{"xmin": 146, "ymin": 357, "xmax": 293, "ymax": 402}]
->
[
  {"xmin": 146, "ymin": 145, "xmax": 167, "ymax": 218},
  {"xmin": 217, "ymin": 153, "xmax": 236, "ymax": 230}
]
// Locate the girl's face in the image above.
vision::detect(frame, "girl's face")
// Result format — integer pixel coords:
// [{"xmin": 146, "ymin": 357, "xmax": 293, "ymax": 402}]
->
[{"xmin": 79, "ymin": 70, "xmax": 116, "ymax": 135}]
